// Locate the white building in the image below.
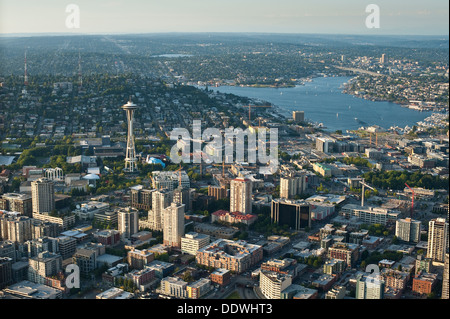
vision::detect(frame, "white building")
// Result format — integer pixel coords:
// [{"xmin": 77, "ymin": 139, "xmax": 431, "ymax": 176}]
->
[
  {"xmin": 427, "ymin": 218, "xmax": 448, "ymax": 263},
  {"xmin": 163, "ymin": 203, "xmax": 185, "ymax": 248},
  {"xmin": 395, "ymin": 218, "xmax": 421, "ymax": 243},
  {"xmin": 259, "ymin": 269, "xmax": 292, "ymax": 299},
  {"xmin": 230, "ymin": 178, "xmax": 252, "ymax": 214},
  {"xmin": 356, "ymin": 274, "xmax": 384, "ymax": 299},
  {"xmin": 117, "ymin": 207, "xmax": 139, "ymax": 239},
  {"xmin": 181, "ymin": 232, "xmax": 210, "ymax": 256},
  {"xmin": 31, "ymin": 178, "xmax": 55, "ymax": 214},
  {"xmin": 340, "ymin": 204, "xmax": 400, "ymax": 225},
  {"xmin": 148, "ymin": 190, "xmax": 173, "ymax": 231}
]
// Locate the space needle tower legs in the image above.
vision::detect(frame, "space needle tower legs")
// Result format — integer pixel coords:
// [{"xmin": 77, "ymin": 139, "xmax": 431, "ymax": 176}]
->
[{"xmin": 121, "ymin": 99, "xmax": 138, "ymax": 173}]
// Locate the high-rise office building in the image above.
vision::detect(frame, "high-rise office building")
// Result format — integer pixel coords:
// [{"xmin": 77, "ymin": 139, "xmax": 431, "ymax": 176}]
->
[
  {"xmin": 395, "ymin": 218, "xmax": 421, "ymax": 243},
  {"xmin": 148, "ymin": 190, "xmax": 173, "ymax": 231},
  {"xmin": 271, "ymin": 199, "xmax": 311, "ymax": 231},
  {"xmin": 230, "ymin": 178, "xmax": 252, "ymax": 214},
  {"xmin": 117, "ymin": 207, "xmax": 139, "ymax": 239},
  {"xmin": 427, "ymin": 218, "xmax": 448, "ymax": 263},
  {"xmin": 31, "ymin": 178, "xmax": 55, "ymax": 214},
  {"xmin": 163, "ymin": 203, "xmax": 185, "ymax": 248}
]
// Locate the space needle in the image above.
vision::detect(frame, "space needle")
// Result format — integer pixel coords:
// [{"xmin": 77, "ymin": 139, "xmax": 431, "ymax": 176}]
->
[{"xmin": 121, "ymin": 98, "xmax": 138, "ymax": 173}]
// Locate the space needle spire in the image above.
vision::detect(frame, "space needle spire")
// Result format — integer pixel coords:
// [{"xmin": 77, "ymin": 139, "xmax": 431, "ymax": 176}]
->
[{"xmin": 121, "ymin": 97, "xmax": 138, "ymax": 173}]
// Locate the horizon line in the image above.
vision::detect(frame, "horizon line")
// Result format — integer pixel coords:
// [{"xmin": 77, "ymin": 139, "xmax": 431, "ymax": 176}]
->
[{"xmin": 0, "ymin": 31, "xmax": 449, "ymax": 38}]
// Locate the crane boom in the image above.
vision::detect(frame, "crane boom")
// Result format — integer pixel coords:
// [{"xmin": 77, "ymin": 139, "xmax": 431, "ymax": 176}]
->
[
  {"xmin": 405, "ymin": 183, "xmax": 414, "ymax": 218},
  {"xmin": 360, "ymin": 179, "xmax": 376, "ymax": 207}
]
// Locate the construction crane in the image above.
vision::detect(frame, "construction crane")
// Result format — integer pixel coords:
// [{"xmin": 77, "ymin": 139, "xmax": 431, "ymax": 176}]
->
[
  {"xmin": 405, "ymin": 183, "xmax": 415, "ymax": 218},
  {"xmin": 369, "ymin": 132, "xmax": 379, "ymax": 147},
  {"xmin": 175, "ymin": 164, "xmax": 183, "ymax": 189},
  {"xmin": 243, "ymin": 105, "xmax": 271, "ymax": 123},
  {"xmin": 360, "ymin": 179, "xmax": 376, "ymax": 207}
]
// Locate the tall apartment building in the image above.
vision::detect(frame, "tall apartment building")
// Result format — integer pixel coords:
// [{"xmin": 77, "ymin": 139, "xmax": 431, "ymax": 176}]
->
[
  {"xmin": 0, "ymin": 257, "xmax": 13, "ymax": 289},
  {"xmin": 208, "ymin": 185, "xmax": 228, "ymax": 200},
  {"xmin": 443, "ymin": 252, "xmax": 449, "ymax": 299},
  {"xmin": 0, "ymin": 214, "xmax": 33, "ymax": 243},
  {"xmin": 356, "ymin": 273, "xmax": 385, "ymax": 299},
  {"xmin": 0, "ymin": 193, "xmax": 33, "ymax": 217},
  {"xmin": 163, "ymin": 203, "xmax": 185, "ymax": 248},
  {"xmin": 31, "ymin": 178, "xmax": 55, "ymax": 214},
  {"xmin": 28, "ymin": 251, "xmax": 63, "ymax": 284},
  {"xmin": 127, "ymin": 249, "xmax": 155, "ymax": 270},
  {"xmin": 230, "ymin": 178, "xmax": 252, "ymax": 214},
  {"xmin": 416, "ymin": 255, "xmax": 434, "ymax": 275},
  {"xmin": 130, "ymin": 185, "xmax": 154, "ymax": 211},
  {"xmin": 57, "ymin": 236, "xmax": 77, "ymax": 260},
  {"xmin": 117, "ymin": 207, "xmax": 139, "ymax": 239},
  {"xmin": 271, "ymin": 199, "xmax": 311, "ymax": 231},
  {"xmin": 259, "ymin": 269, "xmax": 292, "ymax": 299},
  {"xmin": 181, "ymin": 232, "xmax": 210, "ymax": 256},
  {"xmin": 73, "ymin": 248, "xmax": 97, "ymax": 276},
  {"xmin": 31, "ymin": 219, "xmax": 60, "ymax": 239},
  {"xmin": 280, "ymin": 174, "xmax": 307, "ymax": 199},
  {"xmin": 0, "ymin": 241, "xmax": 16, "ymax": 261},
  {"xmin": 427, "ymin": 218, "xmax": 448, "ymax": 263},
  {"xmin": 173, "ymin": 187, "xmax": 193, "ymax": 213},
  {"xmin": 148, "ymin": 190, "xmax": 173, "ymax": 231},
  {"xmin": 25, "ymin": 237, "xmax": 58, "ymax": 258},
  {"xmin": 395, "ymin": 218, "xmax": 421, "ymax": 243}
]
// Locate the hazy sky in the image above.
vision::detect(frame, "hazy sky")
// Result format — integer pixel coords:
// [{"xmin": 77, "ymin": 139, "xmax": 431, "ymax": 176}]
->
[{"xmin": 0, "ymin": 0, "xmax": 448, "ymax": 35}]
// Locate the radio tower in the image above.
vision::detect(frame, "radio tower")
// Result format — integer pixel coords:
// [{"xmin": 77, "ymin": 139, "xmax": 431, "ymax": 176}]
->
[
  {"xmin": 121, "ymin": 98, "xmax": 138, "ymax": 173},
  {"xmin": 78, "ymin": 52, "xmax": 82, "ymax": 89}
]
